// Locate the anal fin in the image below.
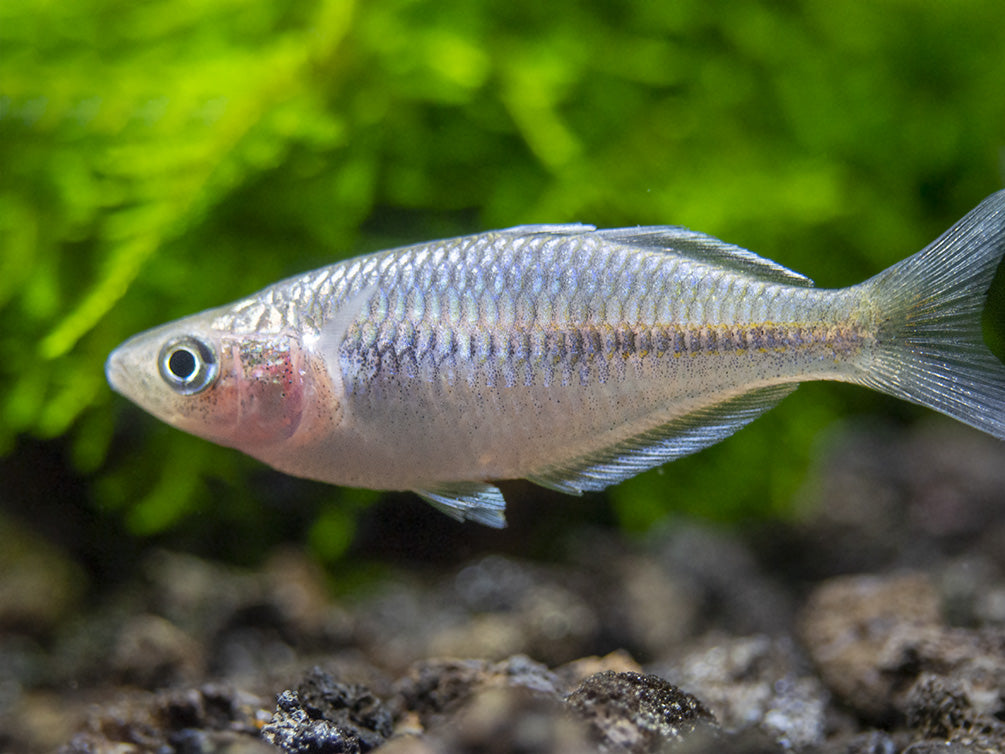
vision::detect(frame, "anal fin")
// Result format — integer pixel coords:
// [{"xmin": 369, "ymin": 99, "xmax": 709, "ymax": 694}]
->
[
  {"xmin": 526, "ymin": 384, "xmax": 797, "ymax": 495},
  {"xmin": 525, "ymin": 474, "xmax": 585, "ymax": 496}
]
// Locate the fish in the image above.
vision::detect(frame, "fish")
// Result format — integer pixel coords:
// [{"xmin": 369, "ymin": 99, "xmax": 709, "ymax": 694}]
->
[{"xmin": 106, "ymin": 191, "xmax": 1005, "ymax": 527}]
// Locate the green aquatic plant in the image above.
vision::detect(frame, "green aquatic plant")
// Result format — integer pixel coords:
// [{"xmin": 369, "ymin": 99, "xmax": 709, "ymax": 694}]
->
[{"xmin": 2, "ymin": 0, "xmax": 1004, "ymax": 557}]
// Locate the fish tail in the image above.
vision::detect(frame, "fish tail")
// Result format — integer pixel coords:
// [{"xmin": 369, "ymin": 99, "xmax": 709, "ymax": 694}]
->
[{"xmin": 856, "ymin": 190, "xmax": 1005, "ymax": 439}]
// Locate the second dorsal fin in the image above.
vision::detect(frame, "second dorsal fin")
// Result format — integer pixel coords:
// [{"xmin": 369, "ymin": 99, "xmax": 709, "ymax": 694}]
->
[
  {"xmin": 488, "ymin": 224, "xmax": 812, "ymax": 286},
  {"xmin": 595, "ymin": 226, "xmax": 814, "ymax": 287}
]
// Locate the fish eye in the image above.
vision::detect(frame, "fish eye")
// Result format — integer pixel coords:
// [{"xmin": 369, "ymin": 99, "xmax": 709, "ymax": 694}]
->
[{"xmin": 158, "ymin": 336, "xmax": 218, "ymax": 395}]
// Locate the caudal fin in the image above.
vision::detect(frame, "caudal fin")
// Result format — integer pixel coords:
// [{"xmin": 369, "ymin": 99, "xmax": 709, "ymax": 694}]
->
[{"xmin": 857, "ymin": 190, "xmax": 1005, "ymax": 439}]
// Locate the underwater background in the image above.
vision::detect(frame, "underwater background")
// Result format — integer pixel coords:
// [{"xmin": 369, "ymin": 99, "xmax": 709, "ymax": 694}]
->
[{"xmin": 2, "ymin": 0, "xmax": 1005, "ymax": 573}]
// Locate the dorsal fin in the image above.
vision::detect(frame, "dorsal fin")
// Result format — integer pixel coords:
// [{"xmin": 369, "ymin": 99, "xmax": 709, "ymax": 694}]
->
[
  {"xmin": 497, "ymin": 223, "xmax": 597, "ymax": 235},
  {"xmin": 493, "ymin": 224, "xmax": 813, "ymax": 287},
  {"xmin": 593, "ymin": 227, "xmax": 814, "ymax": 286}
]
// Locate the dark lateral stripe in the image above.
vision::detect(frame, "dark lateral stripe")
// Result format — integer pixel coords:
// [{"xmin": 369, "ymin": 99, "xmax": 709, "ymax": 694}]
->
[{"xmin": 357, "ymin": 321, "xmax": 867, "ymax": 380}]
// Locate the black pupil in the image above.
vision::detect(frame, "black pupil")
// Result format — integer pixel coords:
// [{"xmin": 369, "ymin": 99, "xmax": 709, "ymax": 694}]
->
[{"xmin": 168, "ymin": 348, "xmax": 198, "ymax": 380}]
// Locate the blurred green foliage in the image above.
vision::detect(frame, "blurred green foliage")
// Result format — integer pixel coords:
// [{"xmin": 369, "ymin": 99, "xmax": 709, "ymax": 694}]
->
[{"xmin": 3, "ymin": 0, "xmax": 1005, "ymax": 559}]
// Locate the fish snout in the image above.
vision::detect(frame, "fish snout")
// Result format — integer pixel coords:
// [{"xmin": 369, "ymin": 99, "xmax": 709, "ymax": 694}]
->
[{"xmin": 105, "ymin": 346, "xmax": 129, "ymax": 396}]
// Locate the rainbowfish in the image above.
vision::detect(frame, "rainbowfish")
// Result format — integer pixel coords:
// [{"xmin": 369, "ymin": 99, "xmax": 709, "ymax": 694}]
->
[{"xmin": 107, "ymin": 192, "xmax": 1005, "ymax": 527}]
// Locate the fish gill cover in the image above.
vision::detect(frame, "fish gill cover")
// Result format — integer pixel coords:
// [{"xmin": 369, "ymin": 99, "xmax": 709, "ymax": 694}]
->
[{"xmin": 1, "ymin": 0, "xmax": 1004, "ymax": 563}]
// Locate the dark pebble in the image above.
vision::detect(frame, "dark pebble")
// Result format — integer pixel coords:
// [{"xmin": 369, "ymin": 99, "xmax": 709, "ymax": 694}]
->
[
  {"xmin": 566, "ymin": 670, "xmax": 718, "ymax": 752},
  {"xmin": 261, "ymin": 667, "xmax": 394, "ymax": 753}
]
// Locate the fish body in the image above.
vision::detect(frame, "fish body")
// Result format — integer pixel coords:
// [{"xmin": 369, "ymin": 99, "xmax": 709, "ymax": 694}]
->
[{"xmin": 106, "ymin": 192, "xmax": 1005, "ymax": 526}]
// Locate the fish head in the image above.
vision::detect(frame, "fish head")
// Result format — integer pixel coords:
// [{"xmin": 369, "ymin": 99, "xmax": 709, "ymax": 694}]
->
[{"xmin": 106, "ymin": 308, "xmax": 329, "ymax": 452}]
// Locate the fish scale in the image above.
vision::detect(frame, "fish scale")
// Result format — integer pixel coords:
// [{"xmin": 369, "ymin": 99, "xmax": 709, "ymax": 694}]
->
[
  {"xmin": 107, "ymin": 193, "xmax": 1005, "ymax": 527},
  {"xmin": 318, "ymin": 234, "xmax": 861, "ymax": 498}
]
